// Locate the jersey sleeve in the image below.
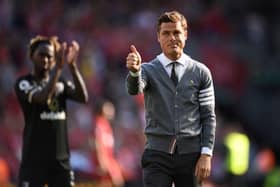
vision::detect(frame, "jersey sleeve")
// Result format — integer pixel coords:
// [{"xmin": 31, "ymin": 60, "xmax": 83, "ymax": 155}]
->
[{"xmin": 14, "ymin": 78, "xmax": 42, "ymax": 104}]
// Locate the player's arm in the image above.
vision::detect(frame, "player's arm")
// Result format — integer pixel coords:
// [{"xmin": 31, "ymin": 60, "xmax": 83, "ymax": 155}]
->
[
  {"xmin": 14, "ymin": 63, "xmax": 63, "ymax": 105},
  {"xmin": 65, "ymin": 41, "xmax": 88, "ymax": 103},
  {"xmin": 34, "ymin": 67, "xmax": 63, "ymax": 104}
]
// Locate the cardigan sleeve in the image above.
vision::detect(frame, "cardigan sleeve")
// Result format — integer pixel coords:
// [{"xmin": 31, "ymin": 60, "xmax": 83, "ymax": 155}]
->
[
  {"xmin": 198, "ymin": 65, "xmax": 216, "ymax": 154},
  {"xmin": 126, "ymin": 64, "xmax": 148, "ymax": 95}
]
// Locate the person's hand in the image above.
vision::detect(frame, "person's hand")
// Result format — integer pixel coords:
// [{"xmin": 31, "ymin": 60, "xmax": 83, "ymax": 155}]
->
[
  {"xmin": 126, "ymin": 45, "xmax": 142, "ymax": 73},
  {"xmin": 56, "ymin": 42, "xmax": 66, "ymax": 69},
  {"xmin": 195, "ymin": 154, "xmax": 212, "ymax": 184},
  {"xmin": 65, "ymin": 41, "xmax": 80, "ymax": 65}
]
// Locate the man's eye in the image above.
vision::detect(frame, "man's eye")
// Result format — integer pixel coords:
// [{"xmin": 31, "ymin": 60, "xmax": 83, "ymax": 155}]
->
[{"xmin": 39, "ymin": 53, "xmax": 53, "ymax": 59}]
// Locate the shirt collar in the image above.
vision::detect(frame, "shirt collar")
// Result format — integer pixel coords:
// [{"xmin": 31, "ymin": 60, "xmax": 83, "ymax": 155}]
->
[{"xmin": 156, "ymin": 53, "xmax": 190, "ymax": 67}]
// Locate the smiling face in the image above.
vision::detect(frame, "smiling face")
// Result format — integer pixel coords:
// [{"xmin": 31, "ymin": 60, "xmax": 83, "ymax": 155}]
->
[
  {"xmin": 31, "ymin": 43, "xmax": 55, "ymax": 78},
  {"xmin": 157, "ymin": 21, "xmax": 187, "ymax": 60},
  {"xmin": 156, "ymin": 11, "xmax": 188, "ymax": 61}
]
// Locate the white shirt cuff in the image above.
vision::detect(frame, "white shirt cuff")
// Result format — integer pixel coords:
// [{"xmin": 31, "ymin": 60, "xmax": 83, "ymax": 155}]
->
[
  {"xmin": 129, "ymin": 71, "xmax": 140, "ymax": 77},
  {"xmin": 201, "ymin": 147, "xmax": 213, "ymax": 156}
]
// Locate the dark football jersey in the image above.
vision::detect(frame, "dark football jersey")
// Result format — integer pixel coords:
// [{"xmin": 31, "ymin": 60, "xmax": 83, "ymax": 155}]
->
[{"xmin": 15, "ymin": 74, "xmax": 75, "ymax": 164}]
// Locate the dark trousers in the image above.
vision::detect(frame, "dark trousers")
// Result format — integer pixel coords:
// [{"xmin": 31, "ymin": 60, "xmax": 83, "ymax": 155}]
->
[
  {"xmin": 18, "ymin": 159, "xmax": 74, "ymax": 187},
  {"xmin": 141, "ymin": 149, "xmax": 200, "ymax": 187}
]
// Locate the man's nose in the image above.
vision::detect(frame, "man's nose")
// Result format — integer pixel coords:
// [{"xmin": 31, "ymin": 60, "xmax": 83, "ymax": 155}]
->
[
  {"xmin": 43, "ymin": 56, "xmax": 50, "ymax": 63},
  {"xmin": 169, "ymin": 34, "xmax": 176, "ymax": 40}
]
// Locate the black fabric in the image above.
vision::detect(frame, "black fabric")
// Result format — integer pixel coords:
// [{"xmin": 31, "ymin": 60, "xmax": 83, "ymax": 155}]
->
[
  {"xmin": 141, "ymin": 149, "xmax": 200, "ymax": 187},
  {"xmin": 171, "ymin": 62, "xmax": 178, "ymax": 86},
  {"xmin": 18, "ymin": 159, "xmax": 74, "ymax": 187},
  {"xmin": 14, "ymin": 74, "xmax": 72, "ymax": 162}
]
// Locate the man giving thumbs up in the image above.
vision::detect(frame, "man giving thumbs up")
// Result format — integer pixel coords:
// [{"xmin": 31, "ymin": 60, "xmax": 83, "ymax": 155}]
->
[
  {"xmin": 126, "ymin": 45, "xmax": 142, "ymax": 73},
  {"xmin": 125, "ymin": 10, "xmax": 216, "ymax": 187}
]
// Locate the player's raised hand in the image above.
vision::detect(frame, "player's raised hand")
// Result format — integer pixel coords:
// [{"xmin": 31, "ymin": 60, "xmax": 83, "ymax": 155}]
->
[
  {"xmin": 66, "ymin": 41, "xmax": 80, "ymax": 65},
  {"xmin": 126, "ymin": 45, "xmax": 142, "ymax": 73},
  {"xmin": 56, "ymin": 42, "xmax": 67, "ymax": 69}
]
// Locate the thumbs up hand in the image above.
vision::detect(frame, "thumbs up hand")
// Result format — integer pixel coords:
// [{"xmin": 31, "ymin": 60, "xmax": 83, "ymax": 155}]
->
[{"xmin": 126, "ymin": 45, "xmax": 142, "ymax": 73}]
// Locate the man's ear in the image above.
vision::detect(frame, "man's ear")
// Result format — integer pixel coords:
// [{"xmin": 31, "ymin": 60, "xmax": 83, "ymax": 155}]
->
[
  {"xmin": 185, "ymin": 30, "xmax": 188, "ymax": 40},
  {"xmin": 157, "ymin": 32, "xmax": 160, "ymax": 42}
]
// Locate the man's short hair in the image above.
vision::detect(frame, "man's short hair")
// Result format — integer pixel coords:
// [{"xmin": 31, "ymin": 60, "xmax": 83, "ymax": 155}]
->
[{"xmin": 157, "ymin": 11, "xmax": 188, "ymax": 32}]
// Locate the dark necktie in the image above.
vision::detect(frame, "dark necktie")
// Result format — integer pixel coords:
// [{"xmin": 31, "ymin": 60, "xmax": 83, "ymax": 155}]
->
[{"xmin": 171, "ymin": 62, "xmax": 178, "ymax": 86}]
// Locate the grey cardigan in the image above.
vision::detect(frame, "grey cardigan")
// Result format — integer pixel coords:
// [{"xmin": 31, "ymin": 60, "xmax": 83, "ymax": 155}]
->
[{"xmin": 126, "ymin": 57, "xmax": 216, "ymax": 154}]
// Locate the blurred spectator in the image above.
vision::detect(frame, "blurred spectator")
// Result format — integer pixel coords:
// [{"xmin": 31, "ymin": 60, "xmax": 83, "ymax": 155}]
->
[
  {"xmin": 0, "ymin": 157, "xmax": 10, "ymax": 187},
  {"xmin": 223, "ymin": 123, "xmax": 250, "ymax": 187},
  {"xmin": 91, "ymin": 99, "xmax": 124, "ymax": 187},
  {"xmin": 263, "ymin": 166, "xmax": 280, "ymax": 187}
]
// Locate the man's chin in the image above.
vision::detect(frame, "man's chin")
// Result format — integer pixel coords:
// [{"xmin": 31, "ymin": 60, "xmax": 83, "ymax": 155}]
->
[{"xmin": 168, "ymin": 50, "xmax": 181, "ymax": 59}]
